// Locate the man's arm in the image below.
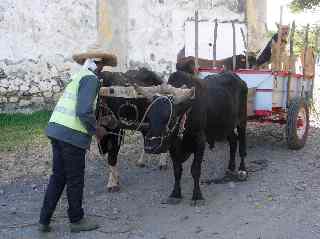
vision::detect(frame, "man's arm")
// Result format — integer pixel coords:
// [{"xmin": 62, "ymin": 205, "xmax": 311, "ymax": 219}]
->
[{"xmin": 76, "ymin": 75, "xmax": 99, "ymax": 135}]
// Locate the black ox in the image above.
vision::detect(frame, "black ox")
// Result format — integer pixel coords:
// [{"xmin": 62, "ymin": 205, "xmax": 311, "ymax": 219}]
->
[
  {"xmin": 142, "ymin": 70, "xmax": 248, "ymax": 205},
  {"xmin": 96, "ymin": 68, "xmax": 165, "ymax": 192},
  {"xmin": 97, "ymin": 68, "xmax": 192, "ymax": 191}
]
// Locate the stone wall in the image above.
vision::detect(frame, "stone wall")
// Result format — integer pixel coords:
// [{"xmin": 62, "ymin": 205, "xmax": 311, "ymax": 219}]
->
[{"xmin": 0, "ymin": 0, "xmax": 97, "ymax": 113}]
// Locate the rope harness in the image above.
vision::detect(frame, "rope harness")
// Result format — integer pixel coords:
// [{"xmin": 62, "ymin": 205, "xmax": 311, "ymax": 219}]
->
[{"xmin": 97, "ymin": 94, "xmax": 188, "ymax": 154}]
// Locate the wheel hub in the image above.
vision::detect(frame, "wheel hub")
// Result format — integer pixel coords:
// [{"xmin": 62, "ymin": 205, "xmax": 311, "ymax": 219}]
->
[{"xmin": 296, "ymin": 107, "xmax": 307, "ymax": 139}]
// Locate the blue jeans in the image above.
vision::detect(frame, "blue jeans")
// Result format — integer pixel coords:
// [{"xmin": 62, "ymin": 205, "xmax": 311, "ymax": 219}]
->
[{"xmin": 39, "ymin": 139, "xmax": 86, "ymax": 224}]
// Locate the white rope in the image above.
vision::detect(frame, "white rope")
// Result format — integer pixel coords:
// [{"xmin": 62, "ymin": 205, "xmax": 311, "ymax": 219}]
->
[
  {"xmin": 135, "ymin": 95, "xmax": 173, "ymax": 132},
  {"xmin": 98, "ymin": 95, "xmax": 175, "ymax": 153}
]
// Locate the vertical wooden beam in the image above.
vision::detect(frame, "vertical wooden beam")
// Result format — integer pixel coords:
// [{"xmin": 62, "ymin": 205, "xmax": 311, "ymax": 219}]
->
[
  {"xmin": 311, "ymin": 27, "xmax": 320, "ymax": 100},
  {"xmin": 275, "ymin": 6, "xmax": 284, "ymax": 71},
  {"xmin": 212, "ymin": 19, "xmax": 218, "ymax": 67},
  {"xmin": 315, "ymin": 27, "xmax": 320, "ymax": 55},
  {"xmin": 287, "ymin": 21, "xmax": 295, "ymax": 107},
  {"xmin": 98, "ymin": 0, "xmax": 113, "ymax": 44},
  {"xmin": 301, "ymin": 24, "xmax": 310, "ymax": 98},
  {"xmin": 232, "ymin": 21, "xmax": 236, "ymax": 71},
  {"xmin": 303, "ymin": 24, "xmax": 310, "ymax": 78},
  {"xmin": 195, "ymin": 10, "xmax": 199, "ymax": 72},
  {"xmin": 240, "ymin": 27, "xmax": 248, "ymax": 69}
]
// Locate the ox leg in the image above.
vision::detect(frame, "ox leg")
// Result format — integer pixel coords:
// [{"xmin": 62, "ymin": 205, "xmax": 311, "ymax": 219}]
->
[
  {"xmin": 136, "ymin": 149, "xmax": 147, "ymax": 168},
  {"xmin": 191, "ymin": 136, "xmax": 205, "ymax": 206},
  {"xmin": 191, "ymin": 151, "xmax": 205, "ymax": 205},
  {"xmin": 106, "ymin": 138, "xmax": 121, "ymax": 192},
  {"xmin": 167, "ymin": 159, "xmax": 183, "ymax": 204},
  {"xmin": 167, "ymin": 150, "xmax": 191, "ymax": 205},
  {"xmin": 107, "ymin": 151, "xmax": 120, "ymax": 192},
  {"xmin": 237, "ymin": 125, "xmax": 248, "ymax": 181},
  {"xmin": 227, "ymin": 131, "xmax": 237, "ymax": 173},
  {"xmin": 158, "ymin": 153, "xmax": 169, "ymax": 170}
]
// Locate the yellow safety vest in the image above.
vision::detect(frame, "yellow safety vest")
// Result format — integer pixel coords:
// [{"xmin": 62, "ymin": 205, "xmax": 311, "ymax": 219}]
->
[{"xmin": 49, "ymin": 69, "xmax": 97, "ymax": 134}]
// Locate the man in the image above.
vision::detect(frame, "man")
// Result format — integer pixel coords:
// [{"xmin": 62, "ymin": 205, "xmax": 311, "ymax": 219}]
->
[{"xmin": 38, "ymin": 48, "xmax": 117, "ymax": 233}]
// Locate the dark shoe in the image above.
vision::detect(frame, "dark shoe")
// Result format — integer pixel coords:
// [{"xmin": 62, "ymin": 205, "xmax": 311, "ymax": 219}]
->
[
  {"xmin": 70, "ymin": 217, "xmax": 99, "ymax": 233},
  {"xmin": 38, "ymin": 223, "xmax": 51, "ymax": 232}
]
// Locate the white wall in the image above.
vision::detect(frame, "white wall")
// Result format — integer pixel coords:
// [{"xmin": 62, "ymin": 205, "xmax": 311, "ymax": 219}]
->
[
  {"xmin": 126, "ymin": 0, "xmax": 247, "ymax": 77},
  {"xmin": 0, "ymin": 0, "xmax": 97, "ymax": 112},
  {"xmin": 0, "ymin": 0, "xmax": 267, "ymax": 112}
]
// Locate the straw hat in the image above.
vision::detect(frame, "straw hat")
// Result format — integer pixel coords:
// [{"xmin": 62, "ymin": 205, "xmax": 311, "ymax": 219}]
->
[{"xmin": 72, "ymin": 44, "xmax": 117, "ymax": 67}]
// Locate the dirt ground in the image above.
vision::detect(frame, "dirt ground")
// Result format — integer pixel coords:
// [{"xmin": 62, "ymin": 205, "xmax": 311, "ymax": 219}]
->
[{"xmin": 1, "ymin": 119, "xmax": 320, "ymax": 239}]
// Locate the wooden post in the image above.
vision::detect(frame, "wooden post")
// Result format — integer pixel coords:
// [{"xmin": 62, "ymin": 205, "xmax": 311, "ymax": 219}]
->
[
  {"xmin": 302, "ymin": 24, "xmax": 309, "ymax": 98},
  {"xmin": 212, "ymin": 19, "xmax": 218, "ymax": 67},
  {"xmin": 195, "ymin": 10, "xmax": 199, "ymax": 72},
  {"xmin": 287, "ymin": 21, "xmax": 295, "ymax": 107},
  {"xmin": 232, "ymin": 20, "xmax": 236, "ymax": 71},
  {"xmin": 315, "ymin": 27, "xmax": 320, "ymax": 54},
  {"xmin": 275, "ymin": 6, "xmax": 284, "ymax": 71},
  {"xmin": 303, "ymin": 24, "xmax": 310, "ymax": 79},
  {"xmin": 311, "ymin": 27, "xmax": 320, "ymax": 100},
  {"xmin": 240, "ymin": 27, "xmax": 248, "ymax": 69}
]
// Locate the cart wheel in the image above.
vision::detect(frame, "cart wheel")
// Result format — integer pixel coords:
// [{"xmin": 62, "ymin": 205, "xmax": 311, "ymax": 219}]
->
[{"xmin": 286, "ymin": 97, "xmax": 309, "ymax": 150}]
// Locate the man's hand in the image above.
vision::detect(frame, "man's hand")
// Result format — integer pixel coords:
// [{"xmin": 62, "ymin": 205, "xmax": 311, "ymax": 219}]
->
[{"xmin": 96, "ymin": 126, "xmax": 107, "ymax": 142}]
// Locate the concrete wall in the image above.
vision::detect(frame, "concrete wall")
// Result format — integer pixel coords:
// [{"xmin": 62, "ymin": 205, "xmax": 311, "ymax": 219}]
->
[{"xmin": 0, "ymin": 0, "xmax": 97, "ymax": 112}]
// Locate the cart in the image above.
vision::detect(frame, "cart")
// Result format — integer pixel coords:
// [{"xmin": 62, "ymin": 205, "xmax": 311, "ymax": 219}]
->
[{"xmin": 198, "ymin": 67, "xmax": 311, "ymax": 149}]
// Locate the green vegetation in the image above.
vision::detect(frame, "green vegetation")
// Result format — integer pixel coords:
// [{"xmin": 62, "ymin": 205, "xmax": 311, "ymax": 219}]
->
[
  {"xmin": 293, "ymin": 25, "xmax": 320, "ymax": 56},
  {"xmin": 290, "ymin": 0, "xmax": 320, "ymax": 12},
  {"xmin": 265, "ymin": 26, "xmax": 319, "ymax": 57},
  {"xmin": 0, "ymin": 111, "xmax": 51, "ymax": 152}
]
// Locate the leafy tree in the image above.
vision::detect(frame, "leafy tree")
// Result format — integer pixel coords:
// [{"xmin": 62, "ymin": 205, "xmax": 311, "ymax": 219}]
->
[
  {"xmin": 265, "ymin": 25, "xmax": 320, "ymax": 56},
  {"xmin": 293, "ymin": 25, "xmax": 320, "ymax": 56},
  {"xmin": 289, "ymin": 0, "xmax": 320, "ymax": 12}
]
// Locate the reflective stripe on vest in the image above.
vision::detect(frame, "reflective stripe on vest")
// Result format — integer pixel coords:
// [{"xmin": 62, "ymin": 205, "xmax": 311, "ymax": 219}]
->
[{"xmin": 49, "ymin": 69, "xmax": 97, "ymax": 134}]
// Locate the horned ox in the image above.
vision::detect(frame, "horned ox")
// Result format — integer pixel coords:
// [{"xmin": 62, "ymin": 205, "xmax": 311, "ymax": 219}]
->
[
  {"xmin": 97, "ymin": 68, "xmax": 193, "ymax": 192},
  {"xmin": 137, "ymin": 70, "xmax": 248, "ymax": 205}
]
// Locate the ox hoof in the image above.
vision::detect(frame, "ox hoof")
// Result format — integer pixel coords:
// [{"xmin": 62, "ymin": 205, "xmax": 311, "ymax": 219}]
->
[
  {"xmin": 107, "ymin": 186, "xmax": 120, "ymax": 193},
  {"xmin": 237, "ymin": 170, "xmax": 248, "ymax": 181},
  {"xmin": 190, "ymin": 199, "xmax": 205, "ymax": 207},
  {"xmin": 166, "ymin": 197, "xmax": 182, "ymax": 205},
  {"xmin": 226, "ymin": 170, "xmax": 238, "ymax": 177},
  {"xmin": 159, "ymin": 165, "xmax": 168, "ymax": 171}
]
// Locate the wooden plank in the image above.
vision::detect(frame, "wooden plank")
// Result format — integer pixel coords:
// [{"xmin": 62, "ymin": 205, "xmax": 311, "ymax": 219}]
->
[
  {"xmin": 303, "ymin": 24, "xmax": 310, "ymax": 78},
  {"xmin": 240, "ymin": 27, "xmax": 248, "ymax": 69},
  {"xmin": 310, "ymin": 26, "xmax": 318, "ymax": 99},
  {"xmin": 287, "ymin": 21, "xmax": 295, "ymax": 107},
  {"xmin": 212, "ymin": 19, "xmax": 218, "ymax": 67},
  {"xmin": 195, "ymin": 10, "xmax": 199, "ymax": 72},
  {"xmin": 232, "ymin": 21, "xmax": 236, "ymax": 71},
  {"xmin": 275, "ymin": 6, "xmax": 284, "ymax": 71}
]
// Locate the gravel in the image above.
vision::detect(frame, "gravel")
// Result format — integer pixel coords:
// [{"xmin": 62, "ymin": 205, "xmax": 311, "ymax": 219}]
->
[{"xmin": 1, "ymin": 85, "xmax": 320, "ymax": 238}]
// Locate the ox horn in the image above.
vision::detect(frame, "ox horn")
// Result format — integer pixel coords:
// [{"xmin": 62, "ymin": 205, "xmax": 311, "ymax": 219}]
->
[
  {"xmin": 170, "ymin": 86, "xmax": 195, "ymax": 104},
  {"xmin": 134, "ymin": 84, "xmax": 162, "ymax": 100}
]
